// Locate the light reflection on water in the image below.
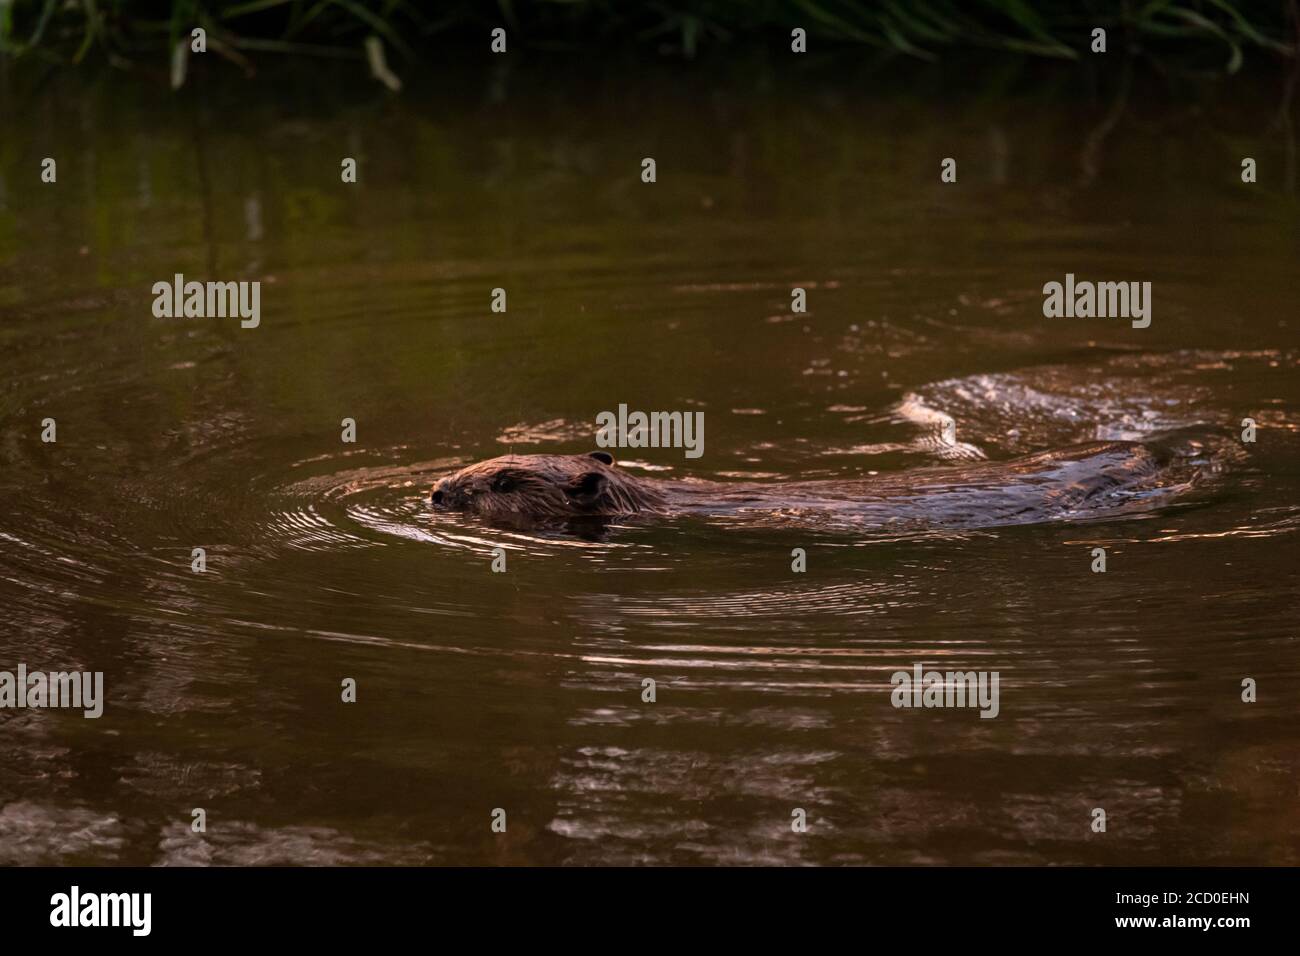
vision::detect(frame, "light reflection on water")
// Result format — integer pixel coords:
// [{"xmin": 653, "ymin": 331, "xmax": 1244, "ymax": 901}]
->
[{"xmin": 1, "ymin": 60, "xmax": 1298, "ymax": 865}]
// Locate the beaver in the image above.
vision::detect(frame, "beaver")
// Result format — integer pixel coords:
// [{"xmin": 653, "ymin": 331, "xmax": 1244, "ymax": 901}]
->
[{"xmin": 430, "ymin": 439, "xmax": 1212, "ymax": 532}]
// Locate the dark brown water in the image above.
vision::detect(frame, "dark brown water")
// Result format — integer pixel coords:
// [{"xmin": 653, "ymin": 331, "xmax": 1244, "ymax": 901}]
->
[{"xmin": 1, "ymin": 58, "xmax": 1298, "ymax": 865}]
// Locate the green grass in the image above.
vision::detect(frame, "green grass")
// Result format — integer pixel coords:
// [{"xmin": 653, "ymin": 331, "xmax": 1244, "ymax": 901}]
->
[{"xmin": 0, "ymin": 0, "xmax": 1295, "ymax": 81}]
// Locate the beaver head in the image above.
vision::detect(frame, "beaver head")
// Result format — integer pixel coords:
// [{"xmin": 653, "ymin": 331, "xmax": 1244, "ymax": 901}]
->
[{"xmin": 430, "ymin": 452, "xmax": 666, "ymax": 522}]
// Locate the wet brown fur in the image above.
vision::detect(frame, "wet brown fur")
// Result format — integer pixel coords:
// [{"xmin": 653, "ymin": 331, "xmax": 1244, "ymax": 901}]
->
[
  {"xmin": 430, "ymin": 452, "xmax": 667, "ymax": 521},
  {"xmin": 431, "ymin": 440, "xmax": 1211, "ymax": 531}
]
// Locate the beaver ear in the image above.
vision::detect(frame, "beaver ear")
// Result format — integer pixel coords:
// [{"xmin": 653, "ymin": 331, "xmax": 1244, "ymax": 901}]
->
[
  {"xmin": 565, "ymin": 471, "xmax": 608, "ymax": 507},
  {"xmin": 588, "ymin": 451, "xmax": 615, "ymax": 466}
]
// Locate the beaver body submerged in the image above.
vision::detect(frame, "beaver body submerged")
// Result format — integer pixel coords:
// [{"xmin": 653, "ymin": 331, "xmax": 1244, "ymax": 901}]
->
[{"xmin": 430, "ymin": 439, "xmax": 1210, "ymax": 532}]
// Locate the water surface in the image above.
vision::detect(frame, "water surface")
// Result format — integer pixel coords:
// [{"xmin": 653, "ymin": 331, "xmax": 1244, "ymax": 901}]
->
[{"xmin": 1, "ymin": 58, "xmax": 1298, "ymax": 864}]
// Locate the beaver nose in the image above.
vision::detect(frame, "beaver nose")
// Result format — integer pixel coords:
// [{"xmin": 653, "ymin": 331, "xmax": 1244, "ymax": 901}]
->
[{"xmin": 431, "ymin": 479, "xmax": 450, "ymax": 507}]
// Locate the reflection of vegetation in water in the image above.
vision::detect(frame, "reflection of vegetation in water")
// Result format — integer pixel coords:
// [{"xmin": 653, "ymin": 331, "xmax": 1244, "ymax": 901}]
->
[
  {"xmin": 0, "ymin": 58, "xmax": 1295, "ymax": 435},
  {"xmin": 0, "ymin": 1, "xmax": 1296, "ymax": 78},
  {"xmin": 1, "ymin": 54, "xmax": 1295, "ymax": 274}
]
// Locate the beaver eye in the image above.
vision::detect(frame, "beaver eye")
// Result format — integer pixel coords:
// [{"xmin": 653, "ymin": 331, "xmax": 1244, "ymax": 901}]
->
[{"xmin": 491, "ymin": 474, "xmax": 516, "ymax": 493}]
